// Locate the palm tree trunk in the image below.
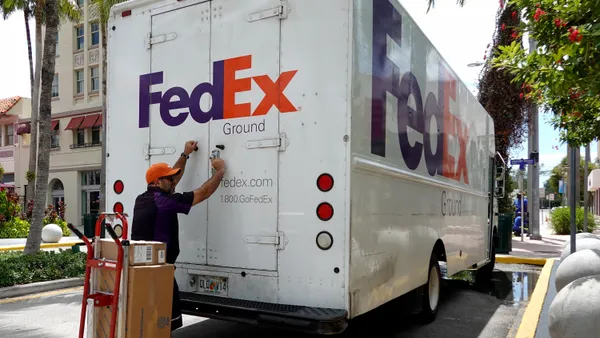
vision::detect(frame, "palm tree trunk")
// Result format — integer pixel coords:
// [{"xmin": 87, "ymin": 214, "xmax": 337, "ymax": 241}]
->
[
  {"xmin": 26, "ymin": 5, "xmax": 43, "ymax": 203},
  {"xmin": 24, "ymin": 0, "xmax": 59, "ymax": 255},
  {"xmin": 24, "ymin": 10, "xmax": 34, "ymax": 92},
  {"xmin": 99, "ymin": 21, "xmax": 107, "ymax": 214}
]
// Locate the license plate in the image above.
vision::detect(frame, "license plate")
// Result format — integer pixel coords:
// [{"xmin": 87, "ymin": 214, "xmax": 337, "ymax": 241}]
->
[{"xmin": 197, "ymin": 275, "xmax": 228, "ymax": 296}]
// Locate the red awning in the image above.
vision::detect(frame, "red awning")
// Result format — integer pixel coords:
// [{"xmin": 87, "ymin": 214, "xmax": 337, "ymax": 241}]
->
[
  {"xmin": 65, "ymin": 116, "xmax": 85, "ymax": 130},
  {"xmin": 80, "ymin": 114, "xmax": 100, "ymax": 129},
  {"xmin": 16, "ymin": 123, "xmax": 31, "ymax": 135},
  {"xmin": 51, "ymin": 120, "xmax": 59, "ymax": 131},
  {"xmin": 94, "ymin": 114, "xmax": 103, "ymax": 127}
]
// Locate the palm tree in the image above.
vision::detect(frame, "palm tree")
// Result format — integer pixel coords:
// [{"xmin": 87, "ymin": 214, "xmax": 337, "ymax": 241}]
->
[
  {"xmin": 426, "ymin": 0, "xmax": 466, "ymax": 12},
  {"xmin": 89, "ymin": 0, "xmax": 126, "ymax": 215},
  {"xmin": 1, "ymin": 0, "xmax": 80, "ymax": 205},
  {"xmin": 24, "ymin": 0, "xmax": 59, "ymax": 254}
]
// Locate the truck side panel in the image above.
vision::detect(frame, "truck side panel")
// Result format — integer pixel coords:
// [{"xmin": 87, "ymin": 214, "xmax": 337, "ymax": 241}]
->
[
  {"xmin": 275, "ymin": 0, "xmax": 351, "ymax": 310},
  {"xmin": 106, "ymin": 9, "xmax": 151, "ymax": 230},
  {"xmin": 348, "ymin": 0, "xmax": 492, "ymax": 317}
]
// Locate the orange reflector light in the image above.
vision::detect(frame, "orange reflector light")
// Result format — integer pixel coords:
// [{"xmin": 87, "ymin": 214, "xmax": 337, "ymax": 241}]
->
[
  {"xmin": 316, "ymin": 202, "xmax": 334, "ymax": 221},
  {"xmin": 317, "ymin": 173, "xmax": 334, "ymax": 192}
]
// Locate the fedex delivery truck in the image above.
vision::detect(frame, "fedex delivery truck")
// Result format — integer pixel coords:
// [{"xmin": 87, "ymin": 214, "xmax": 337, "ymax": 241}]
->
[{"xmin": 105, "ymin": 0, "xmax": 507, "ymax": 334}]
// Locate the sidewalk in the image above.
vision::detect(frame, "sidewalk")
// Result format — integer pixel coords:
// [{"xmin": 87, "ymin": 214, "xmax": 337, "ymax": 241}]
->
[{"xmin": 503, "ymin": 214, "xmax": 600, "ymax": 338}]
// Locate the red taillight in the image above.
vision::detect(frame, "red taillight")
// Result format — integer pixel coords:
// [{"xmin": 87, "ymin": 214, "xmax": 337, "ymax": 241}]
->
[
  {"xmin": 113, "ymin": 202, "xmax": 124, "ymax": 213},
  {"xmin": 316, "ymin": 202, "xmax": 334, "ymax": 221},
  {"xmin": 114, "ymin": 180, "xmax": 124, "ymax": 194},
  {"xmin": 121, "ymin": 10, "xmax": 131, "ymax": 17},
  {"xmin": 317, "ymin": 173, "xmax": 334, "ymax": 192}
]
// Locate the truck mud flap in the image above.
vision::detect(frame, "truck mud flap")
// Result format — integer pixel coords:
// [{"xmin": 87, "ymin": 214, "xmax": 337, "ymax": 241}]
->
[{"xmin": 179, "ymin": 292, "xmax": 348, "ymax": 334}]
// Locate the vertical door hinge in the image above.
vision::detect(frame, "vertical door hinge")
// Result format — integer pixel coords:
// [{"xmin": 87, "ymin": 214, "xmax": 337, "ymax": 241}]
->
[{"xmin": 247, "ymin": 1, "xmax": 290, "ymax": 22}]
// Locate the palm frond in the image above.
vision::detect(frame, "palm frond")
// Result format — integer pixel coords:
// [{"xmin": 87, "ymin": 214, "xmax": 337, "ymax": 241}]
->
[
  {"xmin": 58, "ymin": 0, "xmax": 81, "ymax": 23},
  {"xmin": 89, "ymin": 0, "xmax": 127, "ymax": 24},
  {"xmin": 427, "ymin": 0, "xmax": 467, "ymax": 13}
]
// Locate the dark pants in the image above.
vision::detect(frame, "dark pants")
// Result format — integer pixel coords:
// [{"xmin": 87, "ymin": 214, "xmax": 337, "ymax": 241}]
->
[{"xmin": 172, "ymin": 278, "xmax": 183, "ymax": 331}]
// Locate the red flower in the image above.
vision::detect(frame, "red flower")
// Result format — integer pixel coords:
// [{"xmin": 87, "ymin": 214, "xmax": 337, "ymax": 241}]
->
[
  {"xmin": 512, "ymin": 11, "xmax": 517, "ymax": 19},
  {"xmin": 568, "ymin": 27, "xmax": 583, "ymax": 42},
  {"xmin": 511, "ymin": 31, "xmax": 519, "ymax": 39},
  {"xmin": 499, "ymin": 0, "xmax": 504, "ymax": 8},
  {"xmin": 501, "ymin": 23, "xmax": 506, "ymax": 31},
  {"xmin": 533, "ymin": 8, "xmax": 546, "ymax": 21},
  {"xmin": 520, "ymin": 93, "xmax": 524, "ymax": 99}
]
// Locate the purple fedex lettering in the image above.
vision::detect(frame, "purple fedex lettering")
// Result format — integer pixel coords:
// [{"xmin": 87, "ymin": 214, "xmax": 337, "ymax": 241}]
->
[
  {"xmin": 371, "ymin": 0, "xmax": 468, "ymax": 183},
  {"xmin": 138, "ymin": 61, "xmax": 225, "ymax": 128}
]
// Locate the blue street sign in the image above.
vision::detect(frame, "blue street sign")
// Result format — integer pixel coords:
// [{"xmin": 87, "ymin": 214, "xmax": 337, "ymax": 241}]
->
[{"xmin": 510, "ymin": 158, "xmax": 535, "ymax": 166}]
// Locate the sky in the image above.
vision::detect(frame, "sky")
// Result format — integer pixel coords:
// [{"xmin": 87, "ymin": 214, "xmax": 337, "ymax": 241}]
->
[{"xmin": 0, "ymin": 0, "xmax": 595, "ymax": 185}]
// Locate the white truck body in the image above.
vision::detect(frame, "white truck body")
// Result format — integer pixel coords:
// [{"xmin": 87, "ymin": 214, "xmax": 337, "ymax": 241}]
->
[{"xmin": 106, "ymin": 0, "xmax": 498, "ymax": 333}]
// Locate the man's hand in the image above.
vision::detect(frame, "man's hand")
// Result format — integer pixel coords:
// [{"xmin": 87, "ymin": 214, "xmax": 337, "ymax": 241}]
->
[
  {"xmin": 211, "ymin": 158, "xmax": 225, "ymax": 172},
  {"xmin": 184, "ymin": 141, "xmax": 198, "ymax": 156}
]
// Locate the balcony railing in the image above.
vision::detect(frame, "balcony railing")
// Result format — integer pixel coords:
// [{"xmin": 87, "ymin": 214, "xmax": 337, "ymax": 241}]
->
[{"xmin": 70, "ymin": 142, "xmax": 102, "ymax": 150}]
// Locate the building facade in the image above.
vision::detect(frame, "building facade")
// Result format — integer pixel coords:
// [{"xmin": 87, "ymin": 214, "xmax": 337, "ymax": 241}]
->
[
  {"xmin": 15, "ymin": 0, "xmax": 103, "ymax": 228},
  {"xmin": 0, "ymin": 96, "xmax": 31, "ymax": 190}
]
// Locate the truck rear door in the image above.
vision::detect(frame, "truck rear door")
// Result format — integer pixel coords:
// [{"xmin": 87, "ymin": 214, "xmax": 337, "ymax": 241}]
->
[{"xmin": 148, "ymin": 0, "xmax": 285, "ymax": 272}]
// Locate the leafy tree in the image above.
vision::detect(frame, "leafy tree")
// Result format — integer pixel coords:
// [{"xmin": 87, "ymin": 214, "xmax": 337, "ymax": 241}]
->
[
  {"xmin": 492, "ymin": 0, "xmax": 600, "ymax": 147},
  {"xmin": 546, "ymin": 156, "xmax": 597, "ymax": 205}
]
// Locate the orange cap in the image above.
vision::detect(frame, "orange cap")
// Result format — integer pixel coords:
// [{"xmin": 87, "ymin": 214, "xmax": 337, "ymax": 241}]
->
[{"xmin": 146, "ymin": 162, "xmax": 181, "ymax": 184}]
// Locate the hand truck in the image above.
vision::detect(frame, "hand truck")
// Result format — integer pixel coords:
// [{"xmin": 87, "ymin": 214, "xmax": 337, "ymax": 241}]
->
[{"xmin": 68, "ymin": 212, "xmax": 130, "ymax": 338}]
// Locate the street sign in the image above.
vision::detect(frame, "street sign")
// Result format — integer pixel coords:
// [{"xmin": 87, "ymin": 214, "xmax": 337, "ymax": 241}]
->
[
  {"xmin": 549, "ymin": 194, "xmax": 555, "ymax": 201},
  {"xmin": 540, "ymin": 188, "xmax": 545, "ymax": 196},
  {"xmin": 510, "ymin": 158, "xmax": 535, "ymax": 165}
]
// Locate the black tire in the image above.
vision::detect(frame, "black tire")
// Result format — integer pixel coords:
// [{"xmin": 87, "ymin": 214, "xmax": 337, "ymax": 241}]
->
[{"xmin": 418, "ymin": 253, "xmax": 441, "ymax": 324}]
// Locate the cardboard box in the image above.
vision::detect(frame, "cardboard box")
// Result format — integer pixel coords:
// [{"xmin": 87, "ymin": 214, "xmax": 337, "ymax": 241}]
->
[
  {"xmin": 100, "ymin": 239, "xmax": 167, "ymax": 266},
  {"xmin": 94, "ymin": 264, "xmax": 174, "ymax": 338},
  {"xmin": 125, "ymin": 264, "xmax": 175, "ymax": 338}
]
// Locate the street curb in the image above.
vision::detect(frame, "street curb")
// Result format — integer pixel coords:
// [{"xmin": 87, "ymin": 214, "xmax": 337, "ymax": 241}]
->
[
  {"xmin": 0, "ymin": 277, "xmax": 84, "ymax": 300},
  {"xmin": 496, "ymin": 255, "xmax": 548, "ymax": 266},
  {"xmin": 0, "ymin": 241, "xmax": 83, "ymax": 252},
  {"xmin": 514, "ymin": 258, "xmax": 557, "ymax": 338}
]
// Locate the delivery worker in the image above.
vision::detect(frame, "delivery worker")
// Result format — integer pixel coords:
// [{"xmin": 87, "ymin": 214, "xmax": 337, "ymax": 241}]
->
[{"xmin": 130, "ymin": 140, "xmax": 226, "ymax": 332}]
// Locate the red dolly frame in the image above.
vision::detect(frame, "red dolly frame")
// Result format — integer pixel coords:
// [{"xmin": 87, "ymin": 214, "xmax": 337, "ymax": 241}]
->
[{"xmin": 68, "ymin": 212, "xmax": 129, "ymax": 338}]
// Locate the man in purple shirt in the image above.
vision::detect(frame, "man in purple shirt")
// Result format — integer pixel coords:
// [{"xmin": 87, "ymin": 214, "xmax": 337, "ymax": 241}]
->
[{"xmin": 131, "ymin": 140, "xmax": 225, "ymax": 332}]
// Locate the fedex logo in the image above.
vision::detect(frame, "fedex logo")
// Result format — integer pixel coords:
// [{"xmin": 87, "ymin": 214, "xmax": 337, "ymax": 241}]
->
[
  {"xmin": 138, "ymin": 55, "xmax": 298, "ymax": 128},
  {"xmin": 371, "ymin": 0, "xmax": 480, "ymax": 186}
]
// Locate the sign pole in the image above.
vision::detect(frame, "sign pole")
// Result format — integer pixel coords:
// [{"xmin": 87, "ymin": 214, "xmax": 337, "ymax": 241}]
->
[{"xmin": 519, "ymin": 163, "xmax": 525, "ymax": 242}]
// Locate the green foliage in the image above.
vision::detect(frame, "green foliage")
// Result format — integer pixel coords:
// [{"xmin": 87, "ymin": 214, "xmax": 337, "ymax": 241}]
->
[
  {"xmin": 550, "ymin": 206, "xmax": 597, "ymax": 234},
  {"xmin": 0, "ymin": 249, "xmax": 86, "ymax": 287},
  {"xmin": 25, "ymin": 170, "xmax": 35, "ymax": 182},
  {"xmin": 493, "ymin": 0, "xmax": 600, "ymax": 147},
  {"xmin": 0, "ymin": 218, "xmax": 30, "ymax": 238},
  {"xmin": 547, "ymin": 155, "xmax": 597, "ymax": 203}
]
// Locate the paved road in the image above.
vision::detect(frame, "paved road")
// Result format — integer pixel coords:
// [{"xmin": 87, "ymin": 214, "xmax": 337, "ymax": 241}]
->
[{"xmin": 0, "ymin": 265, "xmax": 540, "ymax": 338}]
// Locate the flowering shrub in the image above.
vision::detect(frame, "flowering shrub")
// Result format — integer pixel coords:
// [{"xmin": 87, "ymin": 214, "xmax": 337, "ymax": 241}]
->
[
  {"xmin": 0, "ymin": 195, "xmax": 70, "ymax": 238},
  {"xmin": 493, "ymin": 0, "xmax": 600, "ymax": 147}
]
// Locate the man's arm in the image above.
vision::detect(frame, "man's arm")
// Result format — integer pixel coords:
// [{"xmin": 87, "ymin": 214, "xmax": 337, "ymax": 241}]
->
[
  {"xmin": 172, "ymin": 141, "xmax": 198, "ymax": 189},
  {"xmin": 192, "ymin": 168, "xmax": 225, "ymax": 206}
]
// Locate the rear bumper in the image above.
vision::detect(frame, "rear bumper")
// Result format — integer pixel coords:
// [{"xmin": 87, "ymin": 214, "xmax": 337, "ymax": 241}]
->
[{"xmin": 179, "ymin": 292, "xmax": 348, "ymax": 335}]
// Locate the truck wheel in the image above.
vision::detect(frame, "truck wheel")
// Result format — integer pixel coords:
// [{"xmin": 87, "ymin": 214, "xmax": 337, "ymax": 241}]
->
[{"xmin": 418, "ymin": 253, "xmax": 441, "ymax": 324}]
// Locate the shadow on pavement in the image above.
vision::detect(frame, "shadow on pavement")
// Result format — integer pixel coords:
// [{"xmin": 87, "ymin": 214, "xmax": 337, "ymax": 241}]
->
[{"xmin": 173, "ymin": 269, "xmax": 540, "ymax": 338}]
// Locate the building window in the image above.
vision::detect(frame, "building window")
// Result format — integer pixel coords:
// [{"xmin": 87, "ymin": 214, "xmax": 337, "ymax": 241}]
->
[
  {"xmin": 90, "ymin": 67, "xmax": 99, "ymax": 92},
  {"xmin": 75, "ymin": 26, "xmax": 84, "ymax": 50},
  {"xmin": 51, "ymin": 128, "xmax": 60, "ymax": 148},
  {"xmin": 82, "ymin": 170, "xmax": 101, "ymax": 186},
  {"xmin": 5, "ymin": 124, "xmax": 13, "ymax": 146},
  {"xmin": 75, "ymin": 70, "xmax": 84, "ymax": 95},
  {"xmin": 91, "ymin": 126, "xmax": 101, "ymax": 144},
  {"xmin": 52, "ymin": 74, "xmax": 59, "ymax": 97},
  {"xmin": 75, "ymin": 128, "xmax": 85, "ymax": 146},
  {"xmin": 2, "ymin": 173, "xmax": 15, "ymax": 183},
  {"xmin": 91, "ymin": 22, "xmax": 99, "ymax": 46}
]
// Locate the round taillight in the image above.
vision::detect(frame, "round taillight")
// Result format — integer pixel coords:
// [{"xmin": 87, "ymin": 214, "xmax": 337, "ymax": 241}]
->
[
  {"xmin": 317, "ymin": 173, "xmax": 334, "ymax": 192},
  {"xmin": 113, "ymin": 202, "xmax": 124, "ymax": 213},
  {"xmin": 316, "ymin": 231, "xmax": 333, "ymax": 250},
  {"xmin": 114, "ymin": 180, "xmax": 124, "ymax": 194},
  {"xmin": 316, "ymin": 202, "xmax": 334, "ymax": 221}
]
